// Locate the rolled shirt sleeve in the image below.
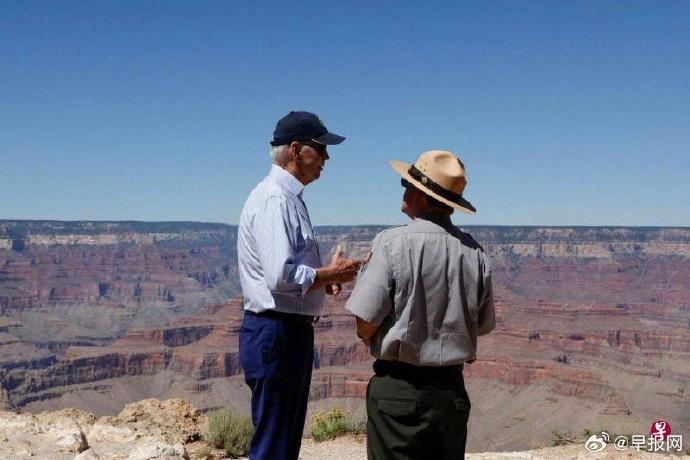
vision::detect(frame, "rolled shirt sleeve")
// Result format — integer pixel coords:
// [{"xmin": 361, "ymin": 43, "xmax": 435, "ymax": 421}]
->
[
  {"xmin": 253, "ymin": 195, "xmax": 317, "ymax": 298},
  {"xmin": 345, "ymin": 235, "xmax": 393, "ymax": 326}
]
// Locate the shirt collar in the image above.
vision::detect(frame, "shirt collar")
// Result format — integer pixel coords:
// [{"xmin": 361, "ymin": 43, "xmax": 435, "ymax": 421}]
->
[
  {"xmin": 416, "ymin": 213, "xmax": 454, "ymax": 230},
  {"xmin": 270, "ymin": 164, "xmax": 305, "ymax": 197}
]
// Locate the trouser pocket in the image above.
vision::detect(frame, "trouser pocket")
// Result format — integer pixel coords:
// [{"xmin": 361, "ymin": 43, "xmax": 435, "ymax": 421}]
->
[
  {"xmin": 240, "ymin": 316, "xmax": 285, "ymax": 380},
  {"xmin": 376, "ymin": 398, "xmax": 418, "ymax": 418}
]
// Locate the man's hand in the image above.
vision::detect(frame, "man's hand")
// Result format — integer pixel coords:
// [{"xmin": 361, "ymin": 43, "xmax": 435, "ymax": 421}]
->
[
  {"xmin": 309, "ymin": 244, "xmax": 361, "ymax": 293},
  {"xmin": 323, "ymin": 244, "xmax": 361, "ymax": 283}
]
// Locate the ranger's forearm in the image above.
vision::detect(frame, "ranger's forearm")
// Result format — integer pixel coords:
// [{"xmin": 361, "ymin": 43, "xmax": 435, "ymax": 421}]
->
[{"xmin": 355, "ymin": 316, "xmax": 379, "ymax": 345}]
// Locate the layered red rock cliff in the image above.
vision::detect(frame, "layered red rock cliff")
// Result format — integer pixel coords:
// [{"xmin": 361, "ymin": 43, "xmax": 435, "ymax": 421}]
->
[{"xmin": 1, "ymin": 221, "xmax": 689, "ymax": 450}]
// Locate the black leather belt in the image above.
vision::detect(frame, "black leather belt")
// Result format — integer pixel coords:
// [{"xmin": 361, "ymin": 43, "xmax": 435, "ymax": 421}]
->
[
  {"xmin": 374, "ymin": 359, "xmax": 463, "ymax": 379},
  {"xmin": 245, "ymin": 309, "xmax": 318, "ymax": 325}
]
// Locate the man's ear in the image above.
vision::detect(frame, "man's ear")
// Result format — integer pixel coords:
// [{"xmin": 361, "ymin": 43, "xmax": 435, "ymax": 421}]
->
[{"xmin": 289, "ymin": 141, "xmax": 301, "ymax": 159}]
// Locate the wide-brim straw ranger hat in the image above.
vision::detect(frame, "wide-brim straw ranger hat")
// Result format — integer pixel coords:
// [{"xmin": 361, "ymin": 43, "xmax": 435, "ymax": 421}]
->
[{"xmin": 391, "ymin": 150, "xmax": 476, "ymax": 214}]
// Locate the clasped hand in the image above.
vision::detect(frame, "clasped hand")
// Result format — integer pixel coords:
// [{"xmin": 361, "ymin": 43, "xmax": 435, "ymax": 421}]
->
[{"xmin": 325, "ymin": 244, "xmax": 361, "ymax": 296}]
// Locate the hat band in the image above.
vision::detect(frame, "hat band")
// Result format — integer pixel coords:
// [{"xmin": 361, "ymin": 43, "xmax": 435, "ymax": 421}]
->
[{"xmin": 408, "ymin": 166, "xmax": 463, "ymax": 203}]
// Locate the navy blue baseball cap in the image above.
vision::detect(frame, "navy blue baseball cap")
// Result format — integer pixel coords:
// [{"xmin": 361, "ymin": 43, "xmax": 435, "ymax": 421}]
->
[{"xmin": 270, "ymin": 111, "xmax": 345, "ymax": 146}]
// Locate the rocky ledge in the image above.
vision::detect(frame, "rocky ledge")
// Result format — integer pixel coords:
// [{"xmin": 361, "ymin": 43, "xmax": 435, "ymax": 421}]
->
[
  {"xmin": 1, "ymin": 398, "xmax": 687, "ymax": 460},
  {"xmin": 0, "ymin": 398, "xmax": 207, "ymax": 460}
]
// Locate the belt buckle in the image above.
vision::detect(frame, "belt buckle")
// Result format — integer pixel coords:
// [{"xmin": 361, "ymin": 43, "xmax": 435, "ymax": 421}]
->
[{"xmin": 312, "ymin": 316, "xmax": 320, "ymax": 325}]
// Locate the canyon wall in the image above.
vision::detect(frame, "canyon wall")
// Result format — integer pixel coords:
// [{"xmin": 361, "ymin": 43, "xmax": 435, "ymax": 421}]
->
[{"xmin": 1, "ymin": 221, "xmax": 689, "ymax": 450}]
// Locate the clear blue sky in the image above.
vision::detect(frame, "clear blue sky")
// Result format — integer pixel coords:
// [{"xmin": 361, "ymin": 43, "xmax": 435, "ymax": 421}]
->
[{"xmin": 2, "ymin": 1, "xmax": 689, "ymax": 226}]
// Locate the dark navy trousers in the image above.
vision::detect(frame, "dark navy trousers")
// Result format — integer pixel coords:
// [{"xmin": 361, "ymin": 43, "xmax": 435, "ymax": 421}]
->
[{"xmin": 239, "ymin": 312, "xmax": 314, "ymax": 460}]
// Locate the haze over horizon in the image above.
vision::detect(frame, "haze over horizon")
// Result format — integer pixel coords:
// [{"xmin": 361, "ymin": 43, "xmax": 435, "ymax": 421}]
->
[
  {"xmin": 2, "ymin": 219, "xmax": 690, "ymax": 230},
  {"xmin": 2, "ymin": 1, "xmax": 689, "ymax": 227}
]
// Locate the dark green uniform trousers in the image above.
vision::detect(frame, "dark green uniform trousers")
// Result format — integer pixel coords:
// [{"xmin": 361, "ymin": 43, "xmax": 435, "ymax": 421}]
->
[{"xmin": 366, "ymin": 360, "xmax": 470, "ymax": 460}]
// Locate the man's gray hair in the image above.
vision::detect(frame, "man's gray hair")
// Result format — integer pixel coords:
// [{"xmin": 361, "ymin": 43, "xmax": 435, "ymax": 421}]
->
[{"xmin": 270, "ymin": 144, "xmax": 290, "ymax": 165}]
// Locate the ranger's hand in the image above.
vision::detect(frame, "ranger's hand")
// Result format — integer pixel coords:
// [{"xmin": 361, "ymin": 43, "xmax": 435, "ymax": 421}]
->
[{"xmin": 325, "ymin": 283, "xmax": 342, "ymax": 296}]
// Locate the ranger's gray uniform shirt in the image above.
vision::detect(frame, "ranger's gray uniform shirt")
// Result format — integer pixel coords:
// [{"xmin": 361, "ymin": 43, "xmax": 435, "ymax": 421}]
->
[{"xmin": 345, "ymin": 216, "xmax": 495, "ymax": 366}]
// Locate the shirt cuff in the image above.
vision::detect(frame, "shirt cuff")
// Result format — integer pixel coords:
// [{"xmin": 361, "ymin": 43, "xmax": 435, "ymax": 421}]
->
[{"xmin": 296, "ymin": 265, "xmax": 317, "ymax": 297}]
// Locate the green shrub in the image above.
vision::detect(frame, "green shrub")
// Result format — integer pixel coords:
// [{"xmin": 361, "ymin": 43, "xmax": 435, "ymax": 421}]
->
[
  {"xmin": 204, "ymin": 408, "xmax": 253, "ymax": 458},
  {"xmin": 311, "ymin": 406, "xmax": 366, "ymax": 443},
  {"xmin": 347, "ymin": 417, "xmax": 367, "ymax": 435}
]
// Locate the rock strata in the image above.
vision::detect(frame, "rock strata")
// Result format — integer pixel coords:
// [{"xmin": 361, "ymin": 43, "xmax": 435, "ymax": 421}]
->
[{"xmin": 1, "ymin": 221, "xmax": 689, "ymax": 451}]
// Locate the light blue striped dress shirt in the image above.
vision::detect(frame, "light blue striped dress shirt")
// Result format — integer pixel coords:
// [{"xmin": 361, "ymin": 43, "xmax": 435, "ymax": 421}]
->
[{"xmin": 238, "ymin": 165, "xmax": 324, "ymax": 316}]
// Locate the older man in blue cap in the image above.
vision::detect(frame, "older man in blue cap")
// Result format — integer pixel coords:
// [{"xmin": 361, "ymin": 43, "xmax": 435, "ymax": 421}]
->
[{"xmin": 238, "ymin": 111, "xmax": 361, "ymax": 460}]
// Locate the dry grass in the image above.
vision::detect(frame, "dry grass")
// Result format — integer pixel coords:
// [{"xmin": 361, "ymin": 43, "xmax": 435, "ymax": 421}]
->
[
  {"xmin": 203, "ymin": 408, "xmax": 253, "ymax": 458},
  {"xmin": 311, "ymin": 406, "xmax": 366, "ymax": 443}
]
